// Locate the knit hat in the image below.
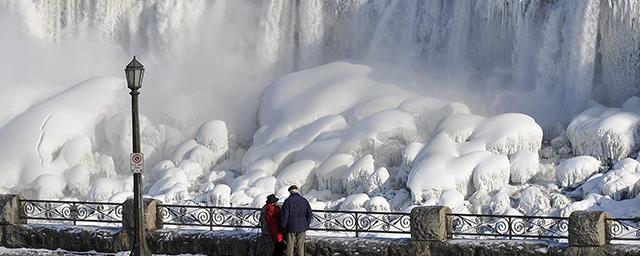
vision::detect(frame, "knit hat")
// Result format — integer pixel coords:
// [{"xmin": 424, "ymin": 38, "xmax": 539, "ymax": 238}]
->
[{"xmin": 287, "ymin": 185, "xmax": 299, "ymax": 192}]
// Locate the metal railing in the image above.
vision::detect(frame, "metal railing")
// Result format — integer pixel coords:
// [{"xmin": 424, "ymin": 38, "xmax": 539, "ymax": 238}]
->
[
  {"xmin": 158, "ymin": 204, "xmax": 261, "ymax": 230},
  {"xmin": 157, "ymin": 204, "xmax": 410, "ymax": 237},
  {"xmin": 607, "ymin": 218, "xmax": 640, "ymax": 241},
  {"xmin": 18, "ymin": 199, "xmax": 640, "ymax": 242},
  {"xmin": 21, "ymin": 199, "xmax": 123, "ymax": 225},
  {"xmin": 447, "ymin": 213, "xmax": 569, "ymax": 240}
]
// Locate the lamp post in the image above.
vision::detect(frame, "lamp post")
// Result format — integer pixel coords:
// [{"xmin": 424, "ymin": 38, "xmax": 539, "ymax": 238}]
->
[{"xmin": 125, "ymin": 56, "xmax": 151, "ymax": 256}]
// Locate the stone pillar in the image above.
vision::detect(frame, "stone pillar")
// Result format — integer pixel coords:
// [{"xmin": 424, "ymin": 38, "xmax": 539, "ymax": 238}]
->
[
  {"xmin": 0, "ymin": 194, "xmax": 25, "ymax": 225},
  {"xmin": 410, "ymin": 206, "xmax": 451, "ymax": 241},
  {"xmin": 568, "ymin": 211, "xmax": 608, "ymax": 247},
  {"xmin": 122, "ymin": 198, "xmax": 163, "ymax": 232}
]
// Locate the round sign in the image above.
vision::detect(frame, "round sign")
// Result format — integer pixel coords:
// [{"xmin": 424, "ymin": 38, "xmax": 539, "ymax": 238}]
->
[{"xmin": 131, "ymin": 153, "xmax": 142, "ymax": 164}]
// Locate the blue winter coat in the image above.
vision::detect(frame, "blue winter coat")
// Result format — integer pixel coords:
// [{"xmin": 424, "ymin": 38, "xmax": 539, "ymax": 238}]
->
[{"xmin": 280, "ymin": 193, "xmax": 313, "ymax": 233}]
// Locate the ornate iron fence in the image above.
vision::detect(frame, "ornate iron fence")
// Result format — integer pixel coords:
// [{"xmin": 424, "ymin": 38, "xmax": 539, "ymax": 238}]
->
[
  {"xmin": 20, "ymin": 199, "xmax": 123, "ymax": 225},
  {"xmin": 158, "ymin": 204, "xmax": 261, "ymax": 230},
  {"xmin": 607, "ymin": 218, "xmax": 640, "ymax": 241},
  {"xmin": 309, "ymin": 210, "xmax": 410, "ymax": 237},
  {"xmin": 158, "ymin": 204, "xmax": 410, "ymax": 236},
  {"xmin": 447, "ymin": 213, "xmax": 569, "ymax": 240}
]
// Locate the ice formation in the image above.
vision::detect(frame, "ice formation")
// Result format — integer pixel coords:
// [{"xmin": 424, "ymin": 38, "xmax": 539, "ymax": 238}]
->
[{"xmin": 2, "ymin": 0, "xmax": 640, "ymax": 219}]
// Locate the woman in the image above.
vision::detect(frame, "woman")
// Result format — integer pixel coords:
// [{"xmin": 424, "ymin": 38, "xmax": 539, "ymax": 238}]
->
[{"xmin": 263, "ymin": 194, "xmax": 285, "ymax": 256}]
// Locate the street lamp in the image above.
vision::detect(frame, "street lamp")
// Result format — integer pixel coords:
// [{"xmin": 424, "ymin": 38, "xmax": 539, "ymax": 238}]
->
[{"xmin": 125, "ymin": 56, "xmax": 151, "ymax": 256}]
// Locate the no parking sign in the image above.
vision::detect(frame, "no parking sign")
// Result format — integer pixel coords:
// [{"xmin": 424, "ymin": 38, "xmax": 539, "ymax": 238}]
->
[{"xmin": 130, "ymin": 153, "xmax": 144, "ymax": 173}]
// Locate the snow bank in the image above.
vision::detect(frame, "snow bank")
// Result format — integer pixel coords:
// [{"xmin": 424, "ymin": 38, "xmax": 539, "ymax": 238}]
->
[{"xmin": 568, "ymin": 97, "xmax": 640, "ymax": 164}]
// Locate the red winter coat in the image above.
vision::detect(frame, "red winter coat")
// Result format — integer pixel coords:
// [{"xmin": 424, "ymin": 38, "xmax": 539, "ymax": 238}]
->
[{"xmin": 264, "ymin": 202, "xmax": 284, "ymax": 243}]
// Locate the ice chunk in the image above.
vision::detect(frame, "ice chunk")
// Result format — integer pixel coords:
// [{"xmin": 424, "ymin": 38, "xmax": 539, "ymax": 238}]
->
[
  {"xmin": 556, "ymin": 156, "xmax": 601, "ymax": 188},
  {"xmin": 509, "ymin": 151, "xmax": 540, "ymax": 184}
]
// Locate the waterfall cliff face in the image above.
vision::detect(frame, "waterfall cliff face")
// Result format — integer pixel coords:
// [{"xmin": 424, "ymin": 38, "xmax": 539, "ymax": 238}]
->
[{"xmin": 1, "ymin": 0, "xmax": 639, "ymax": 126}]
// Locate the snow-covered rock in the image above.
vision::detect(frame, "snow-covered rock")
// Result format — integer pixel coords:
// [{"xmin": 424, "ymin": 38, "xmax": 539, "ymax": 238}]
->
[
  {"xmin": 509, "ymin": 151, "xmax": 540, "ymax": 184},
  {"xmin": 556, "ymin": 156, "xmax": 601, "ymax": 188},
  {"xmin": 568, "ymin": 97, "xmax": 640, "ymax": 164}
]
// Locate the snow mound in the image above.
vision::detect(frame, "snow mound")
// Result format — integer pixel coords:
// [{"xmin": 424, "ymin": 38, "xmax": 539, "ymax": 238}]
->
[
  {"xmin": 556, "ymin": 156, "xmax": 601, "ymax": 188},
  {"xmin": 0, "ymin": 77, "xmax": 126, "ymax": 190},
  {"xmin": 568, "ymin": 97, "xmax": 640, "ymax": 164},
  {"xmin": 407, "ymin": 113, "xmax": 543, "ymax": 202}
]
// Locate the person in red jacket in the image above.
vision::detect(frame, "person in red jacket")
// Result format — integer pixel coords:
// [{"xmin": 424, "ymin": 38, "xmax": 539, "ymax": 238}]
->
[{"xmin": 262, "ymin": 194, "xmax": 285, "ymax": 256}]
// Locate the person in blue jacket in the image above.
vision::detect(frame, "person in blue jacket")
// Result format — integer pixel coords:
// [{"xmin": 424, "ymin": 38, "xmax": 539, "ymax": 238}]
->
[{"xmin": 279, "ymin": 185, "xmax": 313, "ymax": 256}]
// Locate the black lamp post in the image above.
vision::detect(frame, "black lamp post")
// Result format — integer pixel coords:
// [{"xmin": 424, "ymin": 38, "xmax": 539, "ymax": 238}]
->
[{"xmin": 125, "ymin": 56, "xmax": 151, "ymax": 256}]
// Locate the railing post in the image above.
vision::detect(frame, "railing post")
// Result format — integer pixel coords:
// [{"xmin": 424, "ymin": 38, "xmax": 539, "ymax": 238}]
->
[
  {"xmin": 567, "ymin": 211, "xmax": 609, "ymax": 255},
  {"xmin": 123, "ymin": 198, "xmax": 163, "ymax": 233},
  {"xmin": 410, "ymin": 206, "xmax": 451, "ymax": 241},
  {"xmin": 0, "ymin": 195, "xmax": 25, "ymax": 225}
]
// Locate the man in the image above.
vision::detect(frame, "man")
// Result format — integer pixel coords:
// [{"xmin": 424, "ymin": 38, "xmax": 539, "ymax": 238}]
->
[
  {"xmin": 262, "ymin": 194, "xmax": 285, "ymax": 256},
  {"xmin": 280, "ymin": 185, "xmax": 313, "ymax": 256}
]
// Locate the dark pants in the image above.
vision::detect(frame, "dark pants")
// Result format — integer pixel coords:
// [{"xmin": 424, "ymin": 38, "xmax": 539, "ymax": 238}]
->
[
  {"xmin": 286, "ymin": 232, "xmax": 306, "ymax": 256},
  {"xmin": 272, "ymin": 241, "xmax": 286, "ymax": 256}
]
